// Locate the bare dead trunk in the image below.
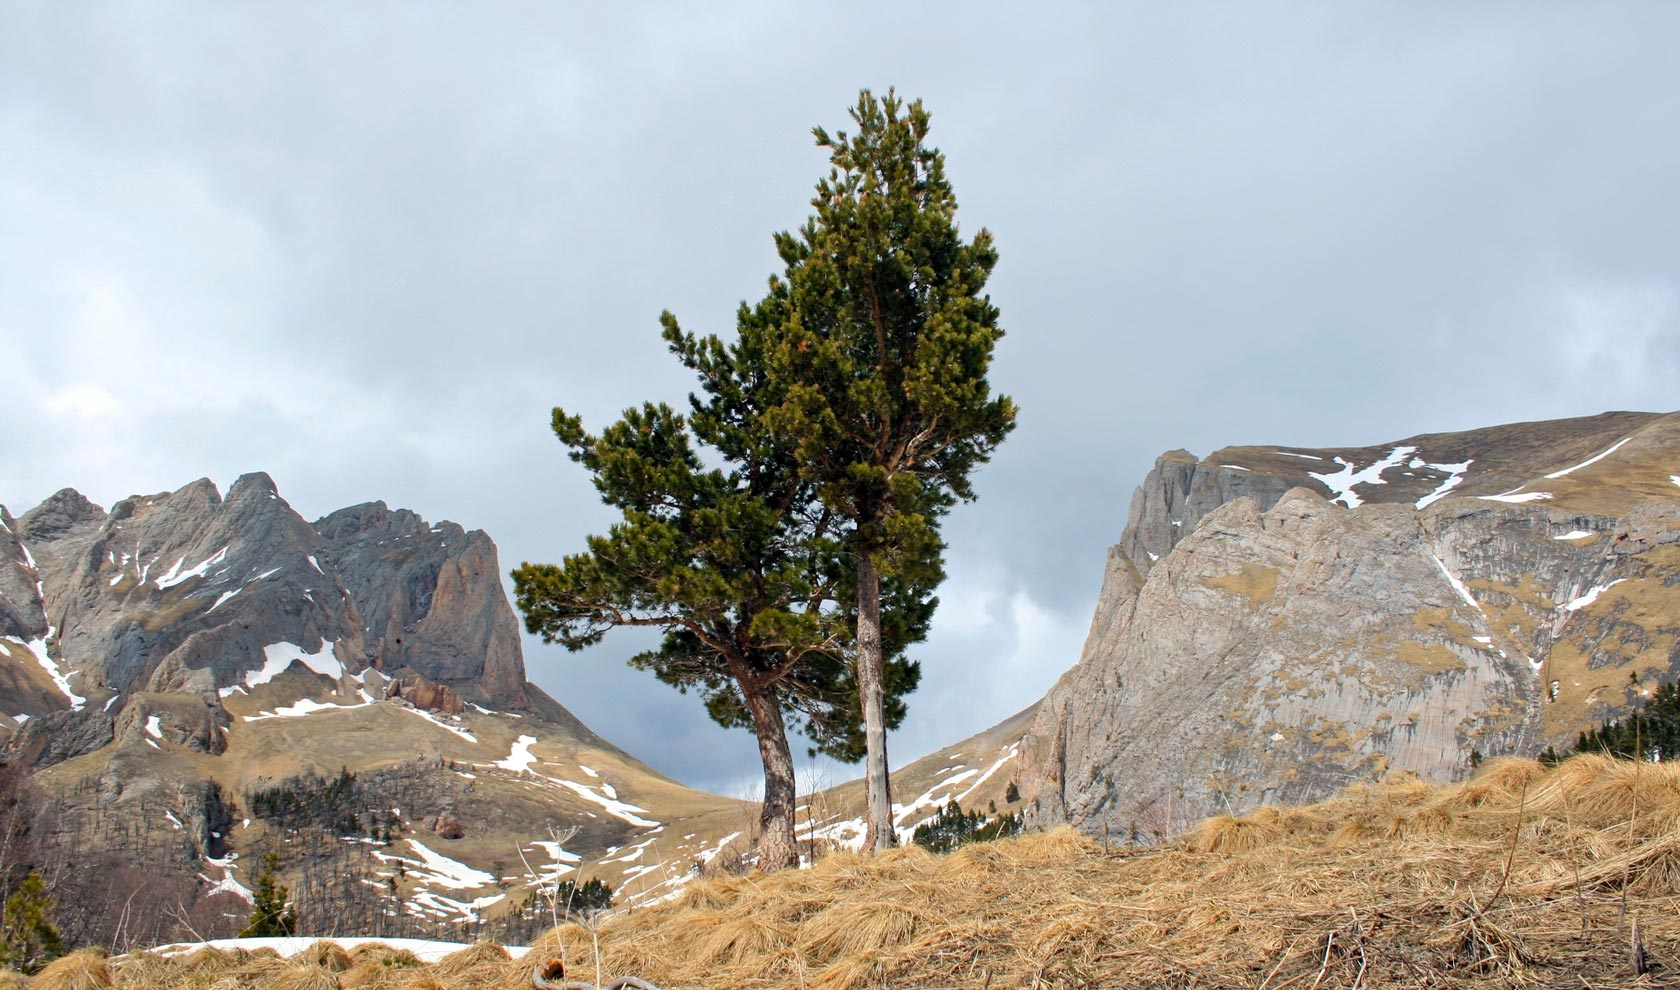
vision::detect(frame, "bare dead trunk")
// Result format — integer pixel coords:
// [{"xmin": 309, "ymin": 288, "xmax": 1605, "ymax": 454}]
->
[
  {"xmin": 743, "ymin": 681, "xmax": 800, "ymax": 870},
  {"xmin": 857, "ymin": 551, "xmax": 896, "ymax": 851}
]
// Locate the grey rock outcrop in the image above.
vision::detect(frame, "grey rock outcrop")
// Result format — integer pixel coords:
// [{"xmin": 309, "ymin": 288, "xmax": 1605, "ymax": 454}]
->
[
  {"xmin": 315, "ymin": 502, "xmax": 529, "ymax": 708},
  {"xmin": 6, "ymin": 708, "xmax": 116, "ymax": 768},
  {"xmin": 1021, "ymin": 409, "xmax": 1680, "ymax": 836},
  {"xmin": 0, "ymin": 473, "xmax": 540, "ymax": 724},
  {"xmin": 1118, "ymin": 451, "xmax": 1295, "ymax": 576},
  {"xmin": 0, "ymin": 507, "xmax": 50, "ymax": 643}
]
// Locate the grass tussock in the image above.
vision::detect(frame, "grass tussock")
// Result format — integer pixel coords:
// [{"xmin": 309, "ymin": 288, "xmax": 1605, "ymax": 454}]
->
[
  {"xmin": 32, "ymin": 950, "xmax": 111, "ymax": 990},
  {"xmin": 110, "ymin": 754, "xmax": 1680, "ymax": 989},
  {"xmin": 292, "ymin": 942, "xmax": 351, "ymax": 974}
]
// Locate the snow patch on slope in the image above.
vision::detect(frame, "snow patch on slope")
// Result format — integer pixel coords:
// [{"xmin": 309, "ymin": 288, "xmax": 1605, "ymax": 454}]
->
[
  {"xmin": 220, "ymin": 641, "xmax": 345, "ymax": 696},
  {"xmin": 243, "ymin": 697, "xmax": 374, "ymax": 721},
  {"xmin": 156, "ymin": 546, "xmax": 229, "ymax": 590},
  {"xmin": 1414, "ymin": 460, "xmax": 1473, "ymax": 509},
  {"xmin": 1545, "ymin": 437, "xmax": 1631, "ymax": 479},
  {"xmin": 545, "ymin": 777, "xmax": 659, "ymax": 828},
  {"xmin": 6, "ymin": 635, "xmax": 86, "ymax": 710},
  {"xmin": 1310, "ymin": 446, "xmax": 1417, "ymax": 508},
  {"xmin": 1564, "ymin": 579, "xmax": 1626, "ymax": 612},
  {"xmin": 1480, "ymin": 489, "xmax": 1553, "ymax": 504},
  {"xmin": 1429, "ymin": 554, "xmax": 1481, "ymax": 611},
  {"xmin": 494, "ymin": 735, "xmax": 539, "ymax": 773},
  {"xmin": 398, "ymin": 705, "xmax": 477, "ymax": 742}
]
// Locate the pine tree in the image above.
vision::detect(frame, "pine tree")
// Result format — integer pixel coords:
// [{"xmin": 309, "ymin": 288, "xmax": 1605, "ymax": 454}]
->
[
  {"xmin": 761, "ymin": 89, "xmax": 1017, "ymax": 850},
  {"xmin": 514, "ymin": 312, "xmax": 930, "ymax": 870},
  {"xmin": 555, "ymin": 877, "xmax": 613, "ymax": 918},
  {"xmin": 240, "ymin": 853, "xmax": 298, "ymax": 938}
]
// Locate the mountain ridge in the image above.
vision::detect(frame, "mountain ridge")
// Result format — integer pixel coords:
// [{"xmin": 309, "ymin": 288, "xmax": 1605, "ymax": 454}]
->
[{"xmin": 1020, "ymin": 408, "xmax": 1680, "ymax": 836}]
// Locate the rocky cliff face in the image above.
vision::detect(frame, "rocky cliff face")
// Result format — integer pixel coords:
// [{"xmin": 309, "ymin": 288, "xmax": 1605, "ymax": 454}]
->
[
  {"xmin": 1020, "ymin": 410, "xmax": 1680, "ymax": 836},
  {"xmin": 0, "ymin": 474, "xmax": 535, "ymax": 721},
  {"xmin": 315, "ymin": 502, "xmax": 528, "ymax": 708}
]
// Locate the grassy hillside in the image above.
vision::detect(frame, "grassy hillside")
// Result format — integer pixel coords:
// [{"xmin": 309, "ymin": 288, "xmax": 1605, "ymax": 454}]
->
[{"xmin": 42, "ymin": 753, "xmax": 1680, "ymax": 989}]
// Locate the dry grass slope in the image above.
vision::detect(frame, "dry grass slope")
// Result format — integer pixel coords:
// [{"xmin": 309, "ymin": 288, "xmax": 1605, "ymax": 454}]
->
[{"xmin": 72, "ymin": 753, "xmax": 1680, "ymax": 989}]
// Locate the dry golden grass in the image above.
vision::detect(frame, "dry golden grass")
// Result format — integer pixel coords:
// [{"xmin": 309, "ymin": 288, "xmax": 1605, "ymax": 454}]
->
[
  {"xmin": 78, "ymin": 754, "xmax": 1680, "ymax": 988},
  {"xmin": 32, "ymin": 950, "xmax": 111, "ymax": 990}
]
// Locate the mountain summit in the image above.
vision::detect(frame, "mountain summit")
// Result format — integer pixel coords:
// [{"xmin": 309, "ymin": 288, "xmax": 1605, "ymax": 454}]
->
[
  {"xmin": 1019, "ymin": 409, "xmax": 1680, "ymax": 835},
  {"xmin": 0, "ymin": 473, "xmax": 529, "ymax": 717}
]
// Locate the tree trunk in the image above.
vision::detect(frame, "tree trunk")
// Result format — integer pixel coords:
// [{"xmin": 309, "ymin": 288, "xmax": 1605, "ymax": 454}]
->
[
  {"xmin": 857, "ymin": 552, "xmax": 896, "ymax": 851},
  {"xmin": 743, "ymin": 680, "xmax": 801, "ymax": 870}
]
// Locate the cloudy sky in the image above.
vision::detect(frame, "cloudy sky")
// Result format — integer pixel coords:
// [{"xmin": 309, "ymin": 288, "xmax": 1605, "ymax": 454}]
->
[{"xmin": 4, "ymin": 4, "xmax": 1678, "ymax": 794}]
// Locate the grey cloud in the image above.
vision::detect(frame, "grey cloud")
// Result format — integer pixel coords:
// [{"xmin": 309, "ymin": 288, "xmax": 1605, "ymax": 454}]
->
[{"xmin": 5, "ymin": 3, "xmax": 1679, "ymax": 790}]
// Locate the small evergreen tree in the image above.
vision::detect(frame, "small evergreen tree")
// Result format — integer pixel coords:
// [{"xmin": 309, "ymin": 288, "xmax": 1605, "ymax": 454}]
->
[
  {"xmin": 911, "ymin": 800, "xmax": 1022, "ymax": 854},
  {"xmin": 0, "ymin": 873, "xmax": 61, "ymax": 974},
  {"xmin": 1563, "ymin": 679, "xmax": 1680, "ymax": 762},
  {"xmin": 240, "ymin": 854, "xmax": 298, "ymax": 937},
  {"xmin": 554, "ymin": 877, "xmax": 613, "ymax": 918}
]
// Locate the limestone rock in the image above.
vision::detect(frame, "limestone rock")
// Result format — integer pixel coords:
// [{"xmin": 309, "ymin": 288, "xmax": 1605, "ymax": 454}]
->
[
  {"xmin": 1021, "ymin": 409, "xmax": 1680, "ymax": 835},
  {"xmin": 0, "ymin": 473, "xmax": 541, "ymax": 722},
  {"xmin": 316, "ymin": 502, "xmax": 530, "ymax": 709},
  {"xmin": 430, "ymin": 810, "xmax": 465, "ymax": 839},
  {"xmin": 116, "ymin": 693, "xmax": 232, "ymax": 755},
  {"xmin": 4, "ymin": 709, "xmax": 115, "ymax": 769},
  {"xmin": 385, "ymin": 671, "xmax": 465, "ymax": 715},
  {"xmin": 0, "ymin": 506, "xmax": 49, "ymax": 643}
]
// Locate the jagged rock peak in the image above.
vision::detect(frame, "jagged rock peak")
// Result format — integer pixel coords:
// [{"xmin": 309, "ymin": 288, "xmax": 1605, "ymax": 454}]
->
[
  {"xmin": 227, "ymin": 472, "xmax": 281, "ymax": 501},
  {"xmin": 19, "ymin": 488, "xmax": 107, "ymax": 542},
  {"xmin": 315, "ymin": 501, "xmax": 467, "ymax": 543}
]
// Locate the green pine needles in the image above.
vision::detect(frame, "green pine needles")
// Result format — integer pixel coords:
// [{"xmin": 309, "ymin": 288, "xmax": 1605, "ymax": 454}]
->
[
  {"xmin": 911, "ymin": 800, "xmax": 1024, "ymax": 855},
  {"xmin": 1550, "ymin": 679, "xmax": 1680, "ymax": 763},
  {"xmin": 240, "ymin": 853, "xmax": 298, "ymax": 938},
  {"xmin": 0, "ymin": 873, "xmax": 62, "ymax": 974}
]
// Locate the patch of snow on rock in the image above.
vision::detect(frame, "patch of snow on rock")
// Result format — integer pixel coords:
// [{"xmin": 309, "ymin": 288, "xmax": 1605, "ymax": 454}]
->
[
  {"xmin": 230, "ymin": 640, "xmax": 346, "ymax": 694},
  {"xmin": 494, "ymin": 735, "xmax": 539, "ymax": 773},
  {"xmin": 145, "ymin": 715, "xmax": 163, "ymax": 739},
  {"xmin": 156, "ymin": 546, "xmax": 229, "ymax": 590},
  {"xmin": 1564, "ymin": 579, "xmax": 1626, "ymax": 613},
  {"xmin": 1554, "ymin": 530, "xmax": 1596, "ymax": 541},
  {"xmin": 1414, "ymin": 460, "xmax": 1473, "ymax": 509},
  {"xmin": 1545, "ymin": 437, "xmax": 1631, "ymax": 479},
  {"xmin": 1310, "ymin": 446, "xmax": 1417, "ymax": 508},
  {"xmin": 1429, "ymin": 554, "xmax": 1481, "ymax": 611},
  {"xmin": 546, "ymin": 777, "xmax": 659, "ymax": 827}
]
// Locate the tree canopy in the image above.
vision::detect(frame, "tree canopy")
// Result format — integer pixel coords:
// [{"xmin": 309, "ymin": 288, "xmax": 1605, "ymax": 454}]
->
[{"xmin": 513, "ymin": 312, "xmax": 930, "ymax": 868}]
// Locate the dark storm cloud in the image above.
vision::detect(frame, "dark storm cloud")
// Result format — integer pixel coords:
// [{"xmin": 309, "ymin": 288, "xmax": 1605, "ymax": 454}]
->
[{"xmin": 4, "ymin": 3, "xmax": 1678, "ymax": 791}]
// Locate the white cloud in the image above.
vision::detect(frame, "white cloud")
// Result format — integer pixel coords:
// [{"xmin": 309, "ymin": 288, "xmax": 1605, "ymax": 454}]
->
[
  {"xmin": 1555, "ymin": 284, "xmax": 1680, "ymax": 404},
  {"xmin": 43, "ymin": 382, "xmax": 122, "ymax": 420}
]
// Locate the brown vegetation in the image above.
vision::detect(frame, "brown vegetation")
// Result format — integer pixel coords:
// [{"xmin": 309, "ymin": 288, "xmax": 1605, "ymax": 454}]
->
[{"xmin": 50, "ymin": 753, "xmax": 1680, "ymax": 988}]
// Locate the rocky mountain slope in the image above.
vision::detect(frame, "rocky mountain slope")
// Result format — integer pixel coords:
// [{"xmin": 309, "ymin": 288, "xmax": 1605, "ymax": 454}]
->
[
  {"xmin": 0, "ymin": 476, "xmax": 759, "ymax": 941},
  {"xmin": 1019, "ymin": 409, "xmax": 1680, "ymax": 836}
]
